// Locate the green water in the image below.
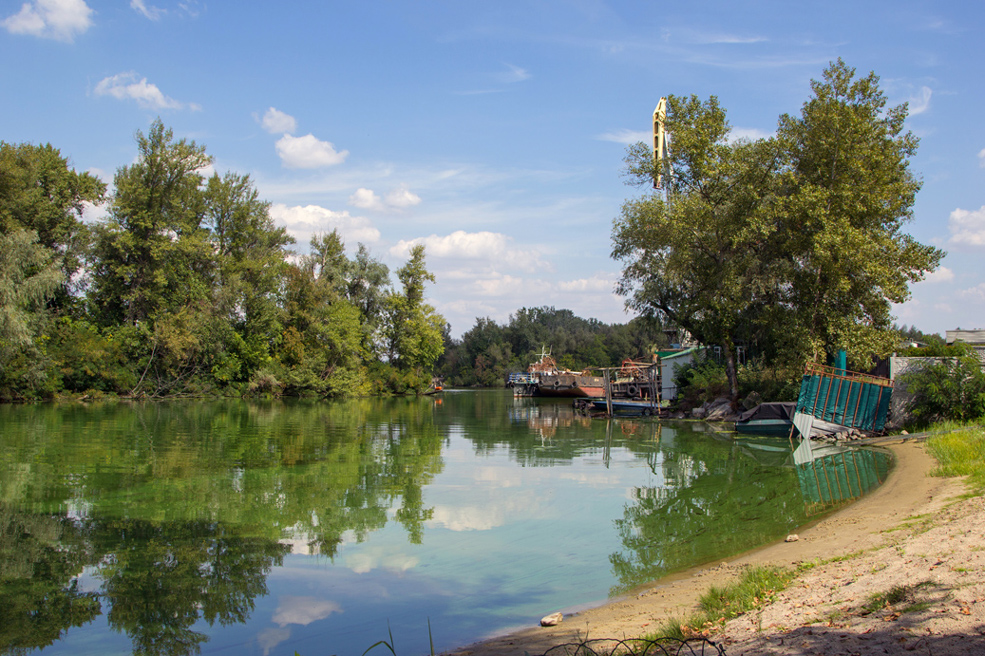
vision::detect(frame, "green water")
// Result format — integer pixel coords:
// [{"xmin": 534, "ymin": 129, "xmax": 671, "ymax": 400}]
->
[{"xmin": 0, "ymin": 392, "xmax": 890, "ymax": 656}]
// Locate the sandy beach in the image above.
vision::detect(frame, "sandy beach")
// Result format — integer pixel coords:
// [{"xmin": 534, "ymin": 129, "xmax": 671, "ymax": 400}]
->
[{"xmin": 448, "ymin": 438, "xmax": 985, "ymax": 655}]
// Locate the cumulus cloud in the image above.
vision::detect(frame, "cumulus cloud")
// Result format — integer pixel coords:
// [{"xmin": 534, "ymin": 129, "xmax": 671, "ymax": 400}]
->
[
  {"xmin": 261, "ymin": 107, "xmax": 297, "ymax": 135},
  {"xmin": 2, "ymin": 0, "xmax": 93, "ymax": 42},
  {"xmin": 978, "ymin": 148, "xmax": 985, "ymax": 168},
  {"xmin": 919, "ymin": 266, "xmax": 955, "ymax": 284},
  {"xmin": 94, "ymin": 72, "xmax": 200, "ymax": 111},
  {"xmin": 275, "ymin": 133, "xmax": 348, "ymax": 169},
  {"xmin": 269, "ymin": 203, "xmax": 380, "ymax": 244},
  {"xmin": 389, "ymin": 230, "xmax": 548, "ymax": 272},
  {"xmin": 349, "ymin": 186, "xmax": 421, "ymax": 212},
  {"xmin": 272, "ymin": 597, "xmax": 342, "ymax": 627},
  {"xmin": 947, "ymin": 205, "xmax": 985, "ymax": 247},
  {"xmin": 130, "ymin": 0, "xmax": 163, "ymax": 20}
]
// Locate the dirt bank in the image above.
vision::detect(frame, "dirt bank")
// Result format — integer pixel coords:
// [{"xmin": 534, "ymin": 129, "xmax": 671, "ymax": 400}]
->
[{"xmin": 448, "ymin": 439, "xmax": 983, "ymax": 655}]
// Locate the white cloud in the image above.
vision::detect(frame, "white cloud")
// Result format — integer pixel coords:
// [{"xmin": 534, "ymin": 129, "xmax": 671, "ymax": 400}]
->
[
  {"xmin": 94, "ymin": 72, "xmax": 200, "ymax": 111},
  {"xmin": 907, "ymin": 86, "xmax": 932, "ymax": 115},
  {"xmin": 384, "ymin": 187, "xmax": 422, "ymax": 209},
  {"xmin": 261, "ymin": 107, "xmax": 297, "ymax": 135},
  {"xmin": 2, "ymin": 0, "xmax": 93, "ymax": 42},
  {"xmin": 978, "ymin": 148, "xmax": 985, "ymax": 168},
  {"xmin": 349, "ymin": 188, "xmax": 382, "ymax": 210},
  {"xmin": 558, "ymin": 275, "xmax": 616, "ymax": 293},
  {"xmin": 269, "ymin": 203, "xmax": 380, "ymax": 245},
  {"xmin": 596, "ymin": 129, "xmax": 650, "ymax": 144},
  {"xmin": 947, "ymin": 205, "xmax": 985, "ymax": 247},
  {"xmin": 389, "ymin": 231, "xmax": 548, "ymax": 273},
  {"xmin": 497, "ymin": 63, "xmax": 531, "ymax": 83},
  {"xmin": 275, "ymin": 133, "xmax": 348, "ymax": 169},
  {"xmin": 272, "ymin": 597, "xmax": 342, "ymax": 627},
  {"xmin": 729, "ymin": 127, "xmax": 774, "ymax": 142},
  {"xmin": 958, "ymin": 283, "xmax": 985, "ymax": 303},
  {"xmin": 130, "ymin": 0, "xmax": 163, "ymax": 20},
  {"xmin": 349, "ymin": 186, "xmax": 421, "ymax": 212},
  {"xmin": 919, "ymin": 266, "xmax": 955, "ymax": 284}
]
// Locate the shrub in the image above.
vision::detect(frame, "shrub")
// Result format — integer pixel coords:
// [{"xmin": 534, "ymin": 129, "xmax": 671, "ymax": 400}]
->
[{"xmin": 900, "ymin": 355, "xmax": 985, "ymax": 425}]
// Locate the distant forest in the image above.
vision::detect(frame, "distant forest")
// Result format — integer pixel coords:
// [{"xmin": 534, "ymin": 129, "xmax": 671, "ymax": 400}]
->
[{"xmin": 436, "ymin": 307, "xmax": 669, "ymax": 387}]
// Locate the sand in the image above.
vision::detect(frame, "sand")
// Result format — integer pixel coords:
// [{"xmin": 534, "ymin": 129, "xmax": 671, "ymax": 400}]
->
[{"xmin": 447, "ymin": 438, "xmax": 985, "ymax": 656}]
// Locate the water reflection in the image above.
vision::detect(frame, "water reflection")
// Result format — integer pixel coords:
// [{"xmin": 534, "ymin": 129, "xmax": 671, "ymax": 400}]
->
[
  {"xmin": 0, "ymin": 397, "xmax": 892, "ymax": 656},
  {"xmin": 792, "ymin": 439, "xmax": 891, "ymax": 516},
  {"xmin": 0, "ymin": 399, "xmax": 443, "ymax": 656}
]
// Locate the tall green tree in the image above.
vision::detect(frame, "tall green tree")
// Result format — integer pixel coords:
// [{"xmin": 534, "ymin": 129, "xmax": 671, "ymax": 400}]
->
[
  {"xmin": 89, "ymin": 120, "xmax": 213, "ymax": 327},
  {"xmin": 612, "ymin": 95, "xmax": 784, "ymax": 403},
  {"xmin": 203, "ymin": 172, "xmax": 294, "ymax": 380},
  {"xmin": 384, "ymin": 244, "xmax": 445, "ymax": 374},
  {"xmin": 774, "ymin": 58, "xmax": 944, "ymax": 366},
  {"xmin": 0, "ymin": 142, "xmax": 106, "ymax": 310}
]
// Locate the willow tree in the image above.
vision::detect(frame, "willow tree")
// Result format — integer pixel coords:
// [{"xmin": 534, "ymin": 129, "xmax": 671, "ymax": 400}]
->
[{"xmin": 612, "ymin": 95, "xmax": 785, "ymax": 404}]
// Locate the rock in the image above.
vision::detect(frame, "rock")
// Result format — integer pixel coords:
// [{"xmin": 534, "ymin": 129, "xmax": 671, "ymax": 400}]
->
[
  {"xmin": 540, "ymin": 612, "xmax": 563, "ymax": 627},
  {"xmin": 785, "ymin": 534, "xmax": 800, "ymax": 542},
  {"xmin": 691, "ymin": 407, "xmax": 707, "ymax": 419}
]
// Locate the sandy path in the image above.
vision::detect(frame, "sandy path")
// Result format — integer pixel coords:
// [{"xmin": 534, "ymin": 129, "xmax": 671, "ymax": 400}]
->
[{"xmin": 447, "ymin": 438, "xmax": 980, "ymax": 656}]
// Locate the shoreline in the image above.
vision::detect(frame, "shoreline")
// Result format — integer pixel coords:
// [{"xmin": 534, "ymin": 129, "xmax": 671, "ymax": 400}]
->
[{"xmin": 448, "ymin": 438, "xmax": 966, "ymax": 655}]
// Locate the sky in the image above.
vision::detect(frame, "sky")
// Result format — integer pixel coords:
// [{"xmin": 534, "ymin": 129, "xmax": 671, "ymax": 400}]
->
[{"xmin": 2, "ymin": 0, "xmax": 983, "ymax": 340}]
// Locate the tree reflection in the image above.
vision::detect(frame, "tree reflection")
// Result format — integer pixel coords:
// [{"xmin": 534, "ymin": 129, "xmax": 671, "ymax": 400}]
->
[
  {"xmin": 95, "ymin": 520, "xmax": 289, "ymax": 656},
  {"xmin": 609, "ymin": 434, "xmax": 806, "ymax": 594},
  {"xmin": 0, "ymin": 506, "xmax": 100, "ymax": 654},
  {"xmin": 0, "ymin": 398, "xmax": 446, "ymax": 655}
]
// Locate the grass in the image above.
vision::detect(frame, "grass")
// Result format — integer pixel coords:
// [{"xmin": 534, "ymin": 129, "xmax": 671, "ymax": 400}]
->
[
  {"xmin": 646, "ymin": 565, "xmax": 796, "ymax": 640},
  {"xmin": 925, "ymin": 422, "xmax": 985, "ymax": 490}
]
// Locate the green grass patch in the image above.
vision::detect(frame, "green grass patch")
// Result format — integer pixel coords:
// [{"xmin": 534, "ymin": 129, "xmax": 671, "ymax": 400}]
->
[
  {"xmin": 925, "ymin": 423, "xmax": 985, "ymax": 491},
  {"xmin": 646, "ymin": 566, "xmax": 795, "ymax": 639}
]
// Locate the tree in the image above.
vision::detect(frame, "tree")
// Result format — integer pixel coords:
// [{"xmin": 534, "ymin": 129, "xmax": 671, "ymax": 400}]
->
[
  {"xmin": 612, "ymin": 61, "xmax": 945, "ymax": 404},
  {"xmin": 384, "ymin": 244, "xmax": 445, "ymax": 374},
  {"xmin": 0, "ymin": 230, "xmax": 65, "ymax": 397},
  {"xmin": 0, "ymin": 142, "xmax": 106, "ymax": 310},
  {"xmin": 774, "ymin": 59, "xmax": 944, "ymax": 367},
  {"xmin": 89, "ymin": 120, "xmax": 213, "ymax": 327},
  {"xmin": 203, "ymin": 172, "xmax": 294, "ymax": 380},
  {"xmin": 612, "ymin": 95, "xmax": 785, "ymax": 404}
]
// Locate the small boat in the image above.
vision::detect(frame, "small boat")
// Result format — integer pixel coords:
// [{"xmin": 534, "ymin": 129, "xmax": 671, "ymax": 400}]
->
[
  {"xmin": 590, "ymin": 398, "xmax": 662, "ymax": 416},
  {"xmin": 734, "ymin": 402, "xmax": 796, "ymax": 436}
]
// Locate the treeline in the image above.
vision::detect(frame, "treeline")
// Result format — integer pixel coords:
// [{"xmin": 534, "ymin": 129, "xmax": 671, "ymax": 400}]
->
[
  {"xmin": 435, "ymin": 307, "xmax": 669, "ymax": 387},
  {"xmin": 0, "ymin": 121, "xmax": 445, "ymax": 401}
]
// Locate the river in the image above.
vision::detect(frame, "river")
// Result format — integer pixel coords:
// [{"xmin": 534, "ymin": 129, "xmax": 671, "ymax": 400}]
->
[{"xmin": 0, "ymin": 391, "xmax": 890, "ymax": 656}]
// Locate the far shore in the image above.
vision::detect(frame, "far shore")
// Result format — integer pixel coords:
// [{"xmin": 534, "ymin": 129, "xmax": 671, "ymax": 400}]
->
[{"xmin": 447, "ymin": 437, "xmax": 970, "ymax": 656}]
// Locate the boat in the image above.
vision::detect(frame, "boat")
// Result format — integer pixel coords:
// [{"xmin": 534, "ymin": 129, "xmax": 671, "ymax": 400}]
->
[
  {"xmin": 734, "ymin": 402, "xmax": 796, "ymax": 436},
  {"xmin": 589, "ymin": 398, "xmax": 662, "ymax": 416},
  {"xmin": 507, "ymin": 350, "xmax": 605, "ymax": 398}
]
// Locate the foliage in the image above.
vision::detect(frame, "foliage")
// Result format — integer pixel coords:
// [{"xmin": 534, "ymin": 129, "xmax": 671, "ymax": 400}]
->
[
  {"xmin": 900, "ymin": 356, "xmax": 985, "ymax": 425},
  {"xmin": 897, "ymin": 341, "xmax": 973, "ymax": 358},
  {"xmin": 437, "ymin": 308, "xmax": 668, "ymax": 387},
  {"xmin": 613, "ymin": 95, "xmax": 784, "ymax": 404},
  {"xmin": 612, "ymin": 60, "xmax": 945, "ymax": 401}
]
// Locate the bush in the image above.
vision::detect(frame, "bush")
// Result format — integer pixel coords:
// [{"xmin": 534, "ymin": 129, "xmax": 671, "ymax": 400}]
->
[{"xmin": 900, "ymin": 355, "xmax": 985, "ymax": 425}]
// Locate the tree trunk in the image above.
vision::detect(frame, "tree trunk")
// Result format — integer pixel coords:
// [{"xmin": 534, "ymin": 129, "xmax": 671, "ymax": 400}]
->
[{"xmin": 723, "ymin": 335, "xmax": 740, "ymax": 409}]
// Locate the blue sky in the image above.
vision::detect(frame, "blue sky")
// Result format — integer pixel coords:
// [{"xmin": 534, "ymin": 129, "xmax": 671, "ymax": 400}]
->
[{"xmin": 3, "ymin": 1, "xmax": 983, "ymax": 339}]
